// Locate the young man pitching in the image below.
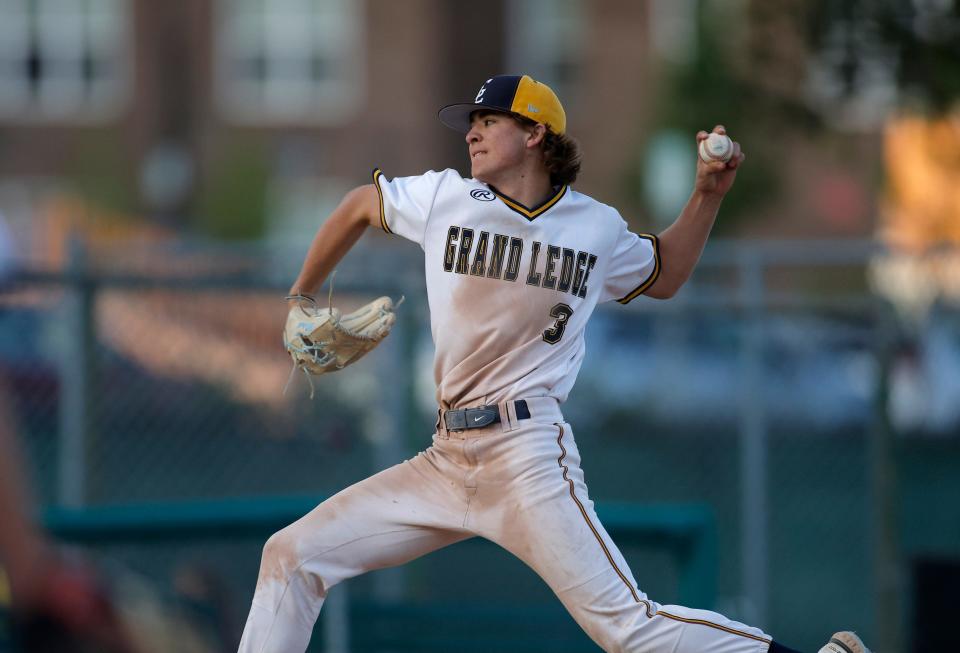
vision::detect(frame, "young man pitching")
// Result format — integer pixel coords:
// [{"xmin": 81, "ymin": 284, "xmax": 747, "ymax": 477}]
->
[{"xmin": 238, "ymin": 75, "xmax": 870, "ymax": 653}]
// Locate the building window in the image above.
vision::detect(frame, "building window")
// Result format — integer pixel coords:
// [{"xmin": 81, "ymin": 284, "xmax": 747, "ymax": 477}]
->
[
  {"xmin": 505, "ymin": 0, "xmax": 583, "ymax": 102},
  {"xmin": 0, "ymin": 0, "xmax": 128, "ymax": 122},
  {"xmin": 216, "ymin": 0, "xmax": 364, "ymax": 125}
]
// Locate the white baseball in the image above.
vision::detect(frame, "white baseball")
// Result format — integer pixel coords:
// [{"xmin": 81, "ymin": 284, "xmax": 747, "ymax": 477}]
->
[{"xmin": 699, "ymin": 132, "xmax": 733, "ymax": 163}]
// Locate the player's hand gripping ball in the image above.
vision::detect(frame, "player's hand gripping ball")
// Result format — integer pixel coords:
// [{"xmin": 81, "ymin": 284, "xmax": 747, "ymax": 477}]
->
[
  {"xmin": 283, "ymin": 294, "xmax": 397, "ymax": 377},
  {"xmin": 698, "ymin": 132, "xmax": 733, "ymax": 163}
]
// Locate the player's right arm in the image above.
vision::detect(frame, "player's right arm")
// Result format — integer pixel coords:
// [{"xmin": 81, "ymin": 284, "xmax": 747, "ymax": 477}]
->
[
  {"xmin": 287, "ymin": 184, "xmax": 381, "ymax": 303},
  {"xmin": 643, "ymin": 127, "xmax": 743, "ymax": 300}
]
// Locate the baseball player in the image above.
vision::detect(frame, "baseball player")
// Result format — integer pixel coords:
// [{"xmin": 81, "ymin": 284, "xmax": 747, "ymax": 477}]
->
[{"xmin": 238, "ymin": 75, "xmax": 870, "ymax": 653}]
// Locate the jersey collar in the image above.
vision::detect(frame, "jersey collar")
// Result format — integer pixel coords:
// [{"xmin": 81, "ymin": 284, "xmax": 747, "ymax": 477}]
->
[{"xmin": 487, "ymin": 183, "xmax": 568, "ymax": 221}]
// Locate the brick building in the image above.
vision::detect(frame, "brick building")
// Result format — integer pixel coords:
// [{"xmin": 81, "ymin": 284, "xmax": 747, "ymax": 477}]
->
[{"xmin": 0, "ymin": 0, "xmax": 884, "ymax": 262}]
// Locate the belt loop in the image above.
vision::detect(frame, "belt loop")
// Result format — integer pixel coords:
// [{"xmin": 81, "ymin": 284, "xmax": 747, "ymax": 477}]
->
[
  {"xmin": 501, "ymin": 400, "xmax": 520, "ymax": 433},
  {"xmin": 497, "ymin": 401, "xmax": 510, "ymax": 432},
  {"xmin": 436, "ymin": 407, "xmax": 449, "ymax": 439}
]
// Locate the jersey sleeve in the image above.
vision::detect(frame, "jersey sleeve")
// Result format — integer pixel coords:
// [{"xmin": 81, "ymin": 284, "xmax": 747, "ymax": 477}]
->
[
  {"xmin": 372, "ymin": 168, "xmax": 447, "ymax": 246},
  {"xmin": 600, "ymin": 217, "xmax": 661, "ymax": 304}
]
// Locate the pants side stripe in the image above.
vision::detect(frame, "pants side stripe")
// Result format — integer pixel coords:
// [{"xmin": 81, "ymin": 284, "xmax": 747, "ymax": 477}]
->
[
  {"xmin": 556, "ymin": 424, "xmax": 773, "ymax": 645},
  {"xmin": 658, "ymin": 611, "xmax": 772, "ymax": 643},
  {"xmin": 555, "ymin": 424, "xmax": 653, "ymax": 615}
]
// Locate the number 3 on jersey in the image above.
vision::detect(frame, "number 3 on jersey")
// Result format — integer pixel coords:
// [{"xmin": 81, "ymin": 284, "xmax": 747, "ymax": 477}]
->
[{"xmin": 543, "ymin": 303, "xmax": 574, "ymax": 345}]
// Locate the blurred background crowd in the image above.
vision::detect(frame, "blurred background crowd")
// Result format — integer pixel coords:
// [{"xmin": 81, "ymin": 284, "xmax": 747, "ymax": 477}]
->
[{"xmin": 0, "ymin": 1, "xmax": 959, "ymax": 652}]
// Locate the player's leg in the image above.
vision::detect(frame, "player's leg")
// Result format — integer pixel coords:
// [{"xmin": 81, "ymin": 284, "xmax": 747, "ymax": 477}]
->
[
  {"xmin": 478, "ymin": 420, "xmax": 770, "ymax": 653},
  {"xmin": 485, "ymin": 421, "xmax": 871, "ymax": 653},
  {"xmin": 237, "ymin": 443, "xmax": 472, "ymax": 653}
]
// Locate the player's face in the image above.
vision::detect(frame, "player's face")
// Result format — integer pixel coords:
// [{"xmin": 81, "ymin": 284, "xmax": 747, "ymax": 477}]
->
[{"xmin": 466, "ymin": 111, "xmax": 531, "ymax": 183}]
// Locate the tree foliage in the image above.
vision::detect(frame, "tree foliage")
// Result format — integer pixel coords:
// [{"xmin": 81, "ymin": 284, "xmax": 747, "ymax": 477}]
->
[{"xmin": 807, "ymin": 0, "xmax": 960, "ymax": 114}]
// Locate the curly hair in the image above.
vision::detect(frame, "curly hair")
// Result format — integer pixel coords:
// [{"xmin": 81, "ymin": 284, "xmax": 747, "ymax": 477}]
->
[
  {"xmin": 540, "ymin": 130, "xmax": 581, "ymax": 187},
  {"xmin": 510, "ymin": 114, "xmax": 581, "ymax": 186}
]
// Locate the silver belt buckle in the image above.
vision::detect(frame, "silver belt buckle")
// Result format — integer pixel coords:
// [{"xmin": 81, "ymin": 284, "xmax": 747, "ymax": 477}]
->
[{"xmin": 444, "ymin": 409, "xmax": 467, "ymax": 431}]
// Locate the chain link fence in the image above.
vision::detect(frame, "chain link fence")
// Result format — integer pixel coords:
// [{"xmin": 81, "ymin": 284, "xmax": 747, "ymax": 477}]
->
[{"xmin": 2, "ymin": 237, "xmax": 958, "ymax": 652}]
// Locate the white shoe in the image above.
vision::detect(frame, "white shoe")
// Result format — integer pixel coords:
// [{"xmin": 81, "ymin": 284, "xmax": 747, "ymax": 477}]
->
[{"xmin": 817, "ymin": 631, "xmax": 871, "ymax": 653}]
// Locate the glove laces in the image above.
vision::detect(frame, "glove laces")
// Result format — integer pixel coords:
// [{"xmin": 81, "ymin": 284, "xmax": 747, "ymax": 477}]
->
[{"xmin": 282, "ymin": 272, "xmax": 339, "ymax": 399}]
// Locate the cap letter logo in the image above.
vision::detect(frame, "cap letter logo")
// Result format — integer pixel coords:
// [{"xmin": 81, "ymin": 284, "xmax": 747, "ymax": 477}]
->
[{"xmin": 474, "ymin": 78, "xmax": 493, "ymax": 103}]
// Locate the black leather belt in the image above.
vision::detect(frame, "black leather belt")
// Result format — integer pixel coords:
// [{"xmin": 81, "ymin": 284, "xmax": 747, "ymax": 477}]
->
[{"xmin": 443, "ymin": 400, "xmax": 531, "ymax": 432}]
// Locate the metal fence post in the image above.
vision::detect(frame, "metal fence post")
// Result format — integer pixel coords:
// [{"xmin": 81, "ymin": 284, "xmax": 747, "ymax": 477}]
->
[
  {"xmin": 362, "ymin": 291, "xmax": 414, "ymax": 629},
  {"xmin": 738, "ymin": 249, "xmax": 768, "ymax": 626},
  {"xmin": 322, "ymin": 585, "xmax": 350, "ymax": 653},
  {"xmin": 57, "ymin": 235, "xmax": 94, "ymax": 507},
  {"xmin": 871, "ymin": 304, "xmax": 902, "ymax": 653}
]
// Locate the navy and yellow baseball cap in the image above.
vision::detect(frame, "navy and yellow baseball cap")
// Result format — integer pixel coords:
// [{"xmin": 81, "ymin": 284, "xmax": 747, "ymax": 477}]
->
[{"xmin": 438, "ymin": 74, "xmax": 566, "ymax": 135}]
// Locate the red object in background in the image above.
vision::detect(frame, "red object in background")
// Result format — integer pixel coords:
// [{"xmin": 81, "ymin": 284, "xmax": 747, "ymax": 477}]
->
[{"xmin": 813, "ymin": 172, "xmax": 869, "ymax": 232}]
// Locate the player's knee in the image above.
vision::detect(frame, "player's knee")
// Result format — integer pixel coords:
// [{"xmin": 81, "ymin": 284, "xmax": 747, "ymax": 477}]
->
[{"xmin": 259, "ymin": 527, "xmax": 302, "ymax": 581}]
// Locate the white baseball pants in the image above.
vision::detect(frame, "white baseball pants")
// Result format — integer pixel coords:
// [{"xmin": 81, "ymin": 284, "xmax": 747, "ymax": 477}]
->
[{"xmin": 238, "ymin": 397, "xmax": 771, "ymax": 653}]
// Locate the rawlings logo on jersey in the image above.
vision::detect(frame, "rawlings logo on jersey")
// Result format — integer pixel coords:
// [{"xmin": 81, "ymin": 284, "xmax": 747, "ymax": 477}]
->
[
  {"xmin": 470, "ymin": 189, "xmax": 495, "ymax": 202},
  {"xmin": 442, "ymin": 225, "xmax": 598, "ymax": 299}
]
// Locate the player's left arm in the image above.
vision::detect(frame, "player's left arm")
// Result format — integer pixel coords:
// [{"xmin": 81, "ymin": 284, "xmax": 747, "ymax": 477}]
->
[{"xmin": 644, "ymin": 126, "xmax": 744, "ymax": 299}]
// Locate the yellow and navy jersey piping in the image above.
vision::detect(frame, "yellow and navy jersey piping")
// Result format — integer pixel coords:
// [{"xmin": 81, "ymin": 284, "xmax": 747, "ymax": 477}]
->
[
  {"xmin": 488, "ymin": 183, "xmax": 568, "ymax": 221},
  {"xmin": 371, "ymin": 168, "xmax": 391, "ymax": 233},
  {"xmin": 616, "ymin": 234, "xmax": 661, "ymax": 304}
]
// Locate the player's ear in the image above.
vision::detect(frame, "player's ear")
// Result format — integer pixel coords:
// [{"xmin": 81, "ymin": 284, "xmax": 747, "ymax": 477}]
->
[{"xmin": 525, "ymin": 123, "xmax": 547, "ymax": 149}]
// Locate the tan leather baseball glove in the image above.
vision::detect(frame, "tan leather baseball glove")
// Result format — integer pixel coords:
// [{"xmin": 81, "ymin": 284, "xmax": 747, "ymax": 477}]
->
[{"xmin": 283, "ymin": 293, "xmax": 398, "ymax": 396}]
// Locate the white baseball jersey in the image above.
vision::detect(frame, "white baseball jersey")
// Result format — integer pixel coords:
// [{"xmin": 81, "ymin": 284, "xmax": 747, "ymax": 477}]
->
[{"xmin": 373, "ymin": 168, "xmax": 661, "ymax": 409}]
